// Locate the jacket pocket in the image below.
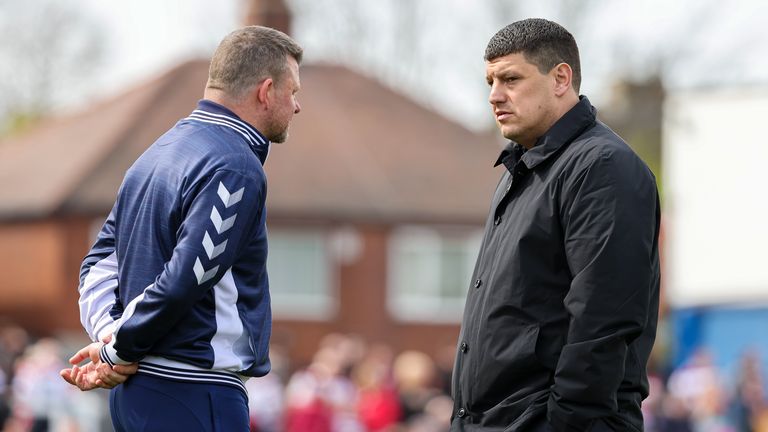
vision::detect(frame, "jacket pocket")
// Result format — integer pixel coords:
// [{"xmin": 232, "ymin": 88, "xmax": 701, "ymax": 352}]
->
[{"xmin": 472, "ymin": 323, "xmax": 541, "ymax": 406}]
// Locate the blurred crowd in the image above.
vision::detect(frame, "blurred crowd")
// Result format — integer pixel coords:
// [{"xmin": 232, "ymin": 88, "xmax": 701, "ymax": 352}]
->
[
  {"xmin": 644, "ymin": 349, "xmax": 768, "ymax": 432},
  {"xmin": 2, "ymin": 321, "xmax": 768, "ymax": 432},
  {"xmin": 0, "ymin": 322, "xmax": 108, "ymax": 432},
  {"xmin": 247, "ymin": 333, "xmax": 454, "ymax": 432}
]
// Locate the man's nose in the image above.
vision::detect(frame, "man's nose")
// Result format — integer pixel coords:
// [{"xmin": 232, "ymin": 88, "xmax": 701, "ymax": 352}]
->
[
  {"xmin": 294, "ymin": 100, "xmax": 301, "ymax": 114},
  {"xmin": 488, "ymin": 82, "xmax": 505, "ymax": 105}
]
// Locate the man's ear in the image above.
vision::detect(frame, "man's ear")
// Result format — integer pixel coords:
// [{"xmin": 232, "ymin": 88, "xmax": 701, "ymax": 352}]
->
[
  {"xmin": 255, "ymin": 78, "xmax": 274, "ymax": 110},
  {"xmin": 552, "ymin": 63, "xmax": 573, "ymax": 97}
]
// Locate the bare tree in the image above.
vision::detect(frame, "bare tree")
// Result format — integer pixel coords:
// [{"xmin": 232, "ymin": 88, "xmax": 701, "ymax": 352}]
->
[{"xmin": 0, "ymin": 0, "xmax": 104, "ymax": 136}]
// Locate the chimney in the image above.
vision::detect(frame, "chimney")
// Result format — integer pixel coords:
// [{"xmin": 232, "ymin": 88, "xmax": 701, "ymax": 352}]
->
[{"xmin": 244, "ymin": 0, "xmax": 292, "ymax": 35}]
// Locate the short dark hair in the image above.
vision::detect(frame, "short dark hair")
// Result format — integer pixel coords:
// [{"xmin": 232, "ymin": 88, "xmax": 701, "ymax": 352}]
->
[
  {"xmin": 485, "ymin": 18, "xmax": 581, "ymax": 92},
  {"xmin": 207, "ymin": 26, "xmax": 303, "ymax": 100}
]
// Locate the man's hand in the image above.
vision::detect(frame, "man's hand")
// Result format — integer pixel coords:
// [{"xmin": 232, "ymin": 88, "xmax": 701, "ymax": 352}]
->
[
  {"xmin": 59, "ymin": 360, "xmax": 101, "ymax": 390},
  {"xmin": 59, "ymin": 337, "xmax": 138, "ymax": 391},
  {"xmin": 59, "ymin": 360, "xmax": 138, "ymax": 390}
]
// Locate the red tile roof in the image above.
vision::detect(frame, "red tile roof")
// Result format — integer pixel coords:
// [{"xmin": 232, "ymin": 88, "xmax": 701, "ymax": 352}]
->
[{"xmin": 0, "ymin": 60, "xmax": 503, "ymax": 224}]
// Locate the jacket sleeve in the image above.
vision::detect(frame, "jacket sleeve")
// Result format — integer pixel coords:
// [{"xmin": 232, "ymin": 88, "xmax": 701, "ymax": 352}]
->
[
  {"xmin": 100, "ymin": 169, "xmax": 265, "ymax": 365},
  {"xmin": 78, "ymin": 209, "xmax": 119, "ymax": 342},
  {"xmin": 547, "ymin": 149, "xmax": 659, "ymax": 431}
]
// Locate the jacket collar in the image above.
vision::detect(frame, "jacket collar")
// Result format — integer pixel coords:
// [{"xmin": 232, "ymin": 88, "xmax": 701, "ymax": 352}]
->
[
  {"xmin": 186, "ymin": 99, "xmax": 271, "ymax": 164},
  {"xmin": 494, "ymin": 96, "xmax": 596, "ymax": 171}
]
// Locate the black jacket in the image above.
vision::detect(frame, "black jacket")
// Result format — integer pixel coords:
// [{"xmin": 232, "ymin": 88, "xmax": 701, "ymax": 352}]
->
[{"xmin": 451, "ymin": 97, "xmax": 660, "ymax": 432}]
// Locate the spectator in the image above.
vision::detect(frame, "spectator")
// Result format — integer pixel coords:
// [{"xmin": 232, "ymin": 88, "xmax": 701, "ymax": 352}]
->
[
  {"xmin": 657, "ymin": 394, "xmax": 695, "ymax": 432},
  {"xmin": 669, "ymin": 350, "xmax": 732, "ymax": 432},
  {"xmin": 393, "ymin": 350, "xmax": 439, "ymax": 422},
  {"xmin": 284, "ymin": 345, "xmax": 362, "ymax": 432},
  {"xmin": 11, "ymin": 339, "xmax": 72, "ymax": 431},
  {"xmin": 354, "ymin": 344, "xmax": 401, "ymax": 431},
  {"xmin": 247, "ymin": 347, "xmax": 288, "ymax": 432},
  {"xmin": 730, "ymin": 350, "xmax": 767, "ymax": 432},
  {"xmin": 0, "ymin": 323, "xmax": 30, "ymax": 430}
]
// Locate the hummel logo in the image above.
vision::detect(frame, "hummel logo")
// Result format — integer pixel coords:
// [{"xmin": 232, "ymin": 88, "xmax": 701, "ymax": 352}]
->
[
  {"xmin": 217, "ymin": 182, "xmax": 244, "ymax": 208},
  {"xmin": 193, "ymin": 258, "xmax": 219, "ymax": 284},
  {"xmin": 210, "ymin": 207, "xmax": 237, "ymax": 234},
  {"xmin": 202, "ymin": 231, "xmax": 227, "ymax": 259}
]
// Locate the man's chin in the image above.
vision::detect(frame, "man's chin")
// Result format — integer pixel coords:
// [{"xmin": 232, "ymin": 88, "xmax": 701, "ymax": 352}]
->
[
  {"xmin": 498, "ymin": 128, "xmax": 518, "ymax": 142},
  {"xmin": 268, "ymin": 131, "xmax": 288, "ymax": 143}
]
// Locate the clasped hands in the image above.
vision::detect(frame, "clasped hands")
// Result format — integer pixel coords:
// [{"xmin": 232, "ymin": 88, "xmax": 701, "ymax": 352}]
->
[{"xmin": 59, "ymin": 335, "xmax": 138, "ymax": 391}]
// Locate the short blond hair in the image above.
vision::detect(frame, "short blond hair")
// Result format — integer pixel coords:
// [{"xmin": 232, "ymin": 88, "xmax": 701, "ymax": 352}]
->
[{"xmin": 207, "ymin": 26, "xmax": 303, "ymax": 99}]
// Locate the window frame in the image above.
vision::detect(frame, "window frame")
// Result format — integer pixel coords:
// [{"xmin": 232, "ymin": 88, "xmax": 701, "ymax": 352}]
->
[
  {"xmin": 387, "ymin": 225, "xmax": 482, "ymax": 323},
  {"xmin": 267, "ymin": 227, "xmax": 337, "ymax": 321}
]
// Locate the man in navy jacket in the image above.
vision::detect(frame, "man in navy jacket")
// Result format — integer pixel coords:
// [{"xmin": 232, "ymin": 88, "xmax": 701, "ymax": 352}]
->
[{"xmin": 61, "ymin": 26, "xmax": 302, "ymax": 431}]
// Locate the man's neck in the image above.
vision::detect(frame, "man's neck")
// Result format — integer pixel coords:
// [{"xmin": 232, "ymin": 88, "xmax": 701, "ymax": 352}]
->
[
  {"xmin": 203, "ymin": 88, "xmax": 263, "ymax": 131},
  {"xmin": 555, "ymin": 92, "xmax": 581, "ymax": 122}
]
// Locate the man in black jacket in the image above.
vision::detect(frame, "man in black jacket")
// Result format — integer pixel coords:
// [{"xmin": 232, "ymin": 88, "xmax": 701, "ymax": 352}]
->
[{"xmin": 451, "ymin": 18, "xmax": 660, "ymax": 432}]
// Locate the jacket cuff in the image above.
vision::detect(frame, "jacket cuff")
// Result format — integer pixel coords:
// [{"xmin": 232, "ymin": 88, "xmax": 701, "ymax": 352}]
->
[{"xmin": 99, "ymin": 340, "xmax": 131, "ymax": 366}]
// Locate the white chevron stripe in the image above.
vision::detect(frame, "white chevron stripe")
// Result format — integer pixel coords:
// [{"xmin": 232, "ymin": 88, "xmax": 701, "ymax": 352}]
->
[
  {"xmin": 202, "ymin": 231, "xmax": 227, "ymax": 259},
  {"xmin": 217, "ymin": 182, "xmax": 244, "ymax": 208},
  {"xmin": 210, "ymin": 207, "xmax": 237, "ymax": 234},
  {"xmin": 193, "ymin": 258, "xmax": 219, "ymax": 285}
]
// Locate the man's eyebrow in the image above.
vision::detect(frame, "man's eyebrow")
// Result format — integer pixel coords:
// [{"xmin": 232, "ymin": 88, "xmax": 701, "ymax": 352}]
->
[{"xmin": 487, "ymin": 67, "xmax": 519, "ymax": 80}]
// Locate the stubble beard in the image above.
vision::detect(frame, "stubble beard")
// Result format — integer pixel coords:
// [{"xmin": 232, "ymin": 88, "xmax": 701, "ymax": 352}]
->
[
  {"xmin": 268, "ymin": 129, "xmax": 288, "ymax": 143},
  {"xmin": 265, "ymin": 117, "xmax": 290, "ymax": 143},
  {"xmin": 499, "ymin": 123, "xmax": 520, "ymax": 142}
]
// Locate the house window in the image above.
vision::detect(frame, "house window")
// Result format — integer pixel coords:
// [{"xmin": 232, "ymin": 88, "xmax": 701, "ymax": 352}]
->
[
  {"xmin": 267, "ymin": 229, "xmax": 335, "ymax": 320},
  {"xmin": 388, "ymin": 226, "xmax": 482, "ymax": 322}
]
